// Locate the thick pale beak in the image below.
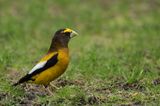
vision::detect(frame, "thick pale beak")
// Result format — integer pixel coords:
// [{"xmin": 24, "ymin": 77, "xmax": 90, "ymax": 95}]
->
[{"xmin": 70, "ymin": 30, "xmax": 78, "ymax": 38}]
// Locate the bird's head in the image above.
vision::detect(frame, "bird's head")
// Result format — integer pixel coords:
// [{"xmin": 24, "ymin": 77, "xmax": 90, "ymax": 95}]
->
[
  {"xmin": 55, "ymin": 28, "xmax": 78, "ymax": 39},
  {"xmin": 50, "ymin": 28, "xmax": 78, "ymax": 50}
]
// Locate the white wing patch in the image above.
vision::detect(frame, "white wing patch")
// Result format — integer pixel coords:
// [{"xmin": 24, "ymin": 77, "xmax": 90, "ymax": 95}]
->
[{"xmin": 28, "ymin": 61, "xmax": 47, "ymax": 74}]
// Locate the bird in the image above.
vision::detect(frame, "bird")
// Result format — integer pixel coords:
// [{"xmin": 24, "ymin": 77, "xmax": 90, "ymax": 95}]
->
[{"xmin": 13, "ymin": 28, "xmax": 78, "ymax": 88}]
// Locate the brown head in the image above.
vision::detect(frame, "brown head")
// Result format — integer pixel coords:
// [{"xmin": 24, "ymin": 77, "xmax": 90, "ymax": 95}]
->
[{"xmin": 49, "ymin": 28, "xmax": 78, "ymax": 52}]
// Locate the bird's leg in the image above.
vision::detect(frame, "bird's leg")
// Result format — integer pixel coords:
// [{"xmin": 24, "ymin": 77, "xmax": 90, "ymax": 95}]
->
[
  {"xmin": 47, "ymin": 86, "xmax": 54, "ymax": 95},
  {"xmin": 50, "ymin": 82, "xmax": 59, "ymax": 90},
  {"xmin": 24, "ymin": 83, "xmax": 30, "ymax": 91}
]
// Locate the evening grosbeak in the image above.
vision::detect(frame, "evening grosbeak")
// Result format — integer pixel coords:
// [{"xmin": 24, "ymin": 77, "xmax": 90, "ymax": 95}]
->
[{"xmin": 13, "ymin": 28, "xmax": 78, "ymax": 87}]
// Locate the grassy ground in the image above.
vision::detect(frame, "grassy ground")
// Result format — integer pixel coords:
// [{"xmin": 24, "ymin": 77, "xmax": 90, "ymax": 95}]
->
[{"xmin": 0, "ymin": 0, "xmax": 160, "ymax": 105}]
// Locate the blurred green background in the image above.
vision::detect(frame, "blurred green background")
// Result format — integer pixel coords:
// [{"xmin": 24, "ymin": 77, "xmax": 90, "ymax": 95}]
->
[{"xmin": 0, "ymin": 0, "xmax": 160, "ymax": 105}]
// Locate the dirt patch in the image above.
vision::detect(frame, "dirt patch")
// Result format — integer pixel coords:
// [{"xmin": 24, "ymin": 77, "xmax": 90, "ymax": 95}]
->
[
  {"xmin": 88, "ymin": 95, "xmax": 106, "ymax": 105},
  {"xmin": 55, "ymin": 79, "xmax": 75, "ymax": 87},
  {"xmin": 153, "ymin": 78, "xmax": 160, "ymax": 85},
  {"xmin": 94, "ymin": 78, "xmax": 145, "ymax": 93},
  {"xmin": 24, "ymin": 84, "xmax": 48, "ymax": 96},
  {"xmin": 110, "ymin": 79, "xmax": 145, "ymax": 91},
  {"xmin": 121, "ymin": 82, "xmax": 145, "ymax": 91},
  {"xmin": 55, "ymin": 78, "xmax": 85, "ymax": 87},
  {"xmin": 0, "ymin": 92, "xmax": 8, "ymax": 101},
  {"xmin": 13, "ymin": 78, "xmax": 85, "ymax": 105},
  {"xmin": 12, "ymin": 84, "xmax": 48, "ymax": 105}
]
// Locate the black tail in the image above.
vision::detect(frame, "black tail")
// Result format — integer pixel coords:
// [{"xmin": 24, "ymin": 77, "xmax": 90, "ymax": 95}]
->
[{"xmin": 12, "ymin": 74, "xmax": 31, "ymax": 86}]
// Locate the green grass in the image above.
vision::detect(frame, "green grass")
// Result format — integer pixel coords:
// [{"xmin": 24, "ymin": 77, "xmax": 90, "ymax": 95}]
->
[{"xmin": 0, "ymin": 0, "xmax": 160, "ymax": 105}]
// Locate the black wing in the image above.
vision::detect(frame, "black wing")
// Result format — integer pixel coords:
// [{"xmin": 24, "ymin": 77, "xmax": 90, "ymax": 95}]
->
[{"xmin": 13, "ymin": 53, "xmax": 58, "ymax": 86}]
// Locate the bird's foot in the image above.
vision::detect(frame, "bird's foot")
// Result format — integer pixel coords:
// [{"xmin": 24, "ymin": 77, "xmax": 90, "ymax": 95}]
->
[{"xmin": 43, "ymin": 85, "xmax": 54, "ymax": 95}]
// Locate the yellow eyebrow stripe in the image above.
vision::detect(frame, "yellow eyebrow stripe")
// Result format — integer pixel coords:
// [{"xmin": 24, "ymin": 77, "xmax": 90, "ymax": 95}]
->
[{"xmin": 63, "ymin": 28, "xmax": 72, "ymax": 33}]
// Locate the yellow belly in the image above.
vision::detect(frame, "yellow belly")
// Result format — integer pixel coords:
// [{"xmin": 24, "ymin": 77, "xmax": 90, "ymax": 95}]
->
[
  {"xmin": 33, "ymin": 64, "xmax": 67, "ymax": 85},
  {"xmin": 31, "ymin": 49, "xmax": 69, "ymax": 86}
]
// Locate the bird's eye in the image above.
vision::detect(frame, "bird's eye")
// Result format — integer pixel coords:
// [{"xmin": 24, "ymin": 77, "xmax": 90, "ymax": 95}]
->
[{"xmin": 64, "ymin": 32, "xmax": 70, "ymax": 37}]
